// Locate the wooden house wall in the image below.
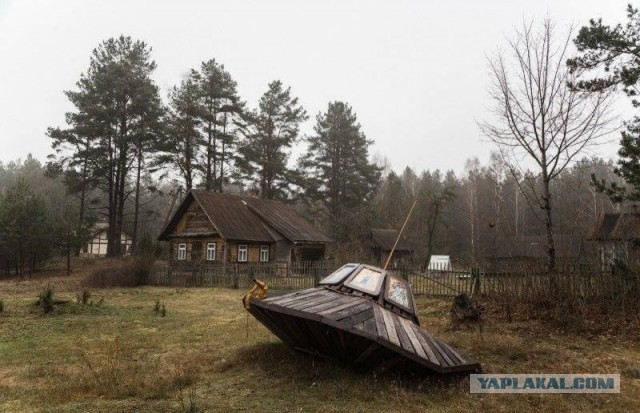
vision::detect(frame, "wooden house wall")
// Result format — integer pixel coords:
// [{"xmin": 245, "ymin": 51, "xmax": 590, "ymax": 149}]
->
[
  {"xmin": 176, "ymin": 200, "xmax": 217, "ymax": 234},
  {"xmin": 171, "ymin": 236, "xmax": 225, "ymax": 262},
  {"xmin": 171, "ymin": 239, "xmax": 277, "ymax": 263},
  {"xmin": 276, "ymin": 240, "xmax": 293, "ymax": 262},
  {"xmin": 226, "ymin": 241, "xmax": 275, "ymax": 263}
]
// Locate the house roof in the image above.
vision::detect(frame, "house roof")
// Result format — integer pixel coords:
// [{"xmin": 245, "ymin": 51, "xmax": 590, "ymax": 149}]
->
[
  {"xmin": 158, "ymin": 190, "xmax": 332, "ymax": 243},
  {"xmin": 243, "ymin": 197, "xmax": 333, "ymax": 243},
  {"xmin": 591, "ymin": 212, "xmax": 640, "ymax": 241},
  {"xmin": 370, "ymin": 228, "xmax": 412, "ymax": 252}
]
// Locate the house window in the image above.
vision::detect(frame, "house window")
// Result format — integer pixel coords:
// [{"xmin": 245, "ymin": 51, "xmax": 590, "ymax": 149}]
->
[
  {"xmin": 238, "ymin": 244, "xmax": 248, "ymax": 262},
  {"xmin": 260, "ymin": 245, "xmax": 269, "ymax": 262},
  {"xmin": 177, "ymin": 243, "xmax": 187, "ymax": 260},
  {"xmin": 206, "ymin": 242, "xmax": 217, "ymax": 261}
]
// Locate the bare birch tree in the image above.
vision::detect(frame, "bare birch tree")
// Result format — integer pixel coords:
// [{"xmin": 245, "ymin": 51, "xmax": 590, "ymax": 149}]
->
[{"xmin": 480, "ymin": 19, "xmax": 614, "ymax": 272}]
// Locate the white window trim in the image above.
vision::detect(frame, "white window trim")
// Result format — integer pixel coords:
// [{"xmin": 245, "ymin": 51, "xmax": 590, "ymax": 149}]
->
[
  {"xmin": 260, "ymin": 245, "xmax": 269, "ymax": 262},
  {"xmin": 177, "ymin": 243, "xmax": 187, "ymax": 260},
  {"xmin": 206, "ymin": 242, "xmax": 217, "ymax": 261},
  {"xmin": 238, "ymin": 244, "xmax": 248, "ymax": 262}
]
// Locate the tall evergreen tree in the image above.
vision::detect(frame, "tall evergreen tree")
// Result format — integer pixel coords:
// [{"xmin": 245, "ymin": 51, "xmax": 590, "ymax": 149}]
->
[
  {"xmin": 160, "ymin": 75, "xmax": 203, "ymax": 191},
  {"xmin": 197, "ymin": 59, "xmax": 245, "ymax": 192},
  {"xmin": 301, "ymin": 101, "xmax": 381, "ymax": 239},
  {"xmin": 48, "ymin": 35, "xmax": 164, "ymax": 257},
  {"xmin": 236, "ymin": 80, "xmax": 307, "ymax": 199},
  {"xmin": 569, "ymin": 5, "xmax": 640, "ymax": 202},
  {"xmin": 0, "ymin": 180, "xmax": 51, "ymax": 276}
]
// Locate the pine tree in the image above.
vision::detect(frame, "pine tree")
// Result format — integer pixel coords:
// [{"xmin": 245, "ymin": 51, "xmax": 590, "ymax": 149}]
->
[
  {"xmin": 197, "ymin": 59, "xmax": 244, "ymax": 192},
  {"xmin": 569, "ymin": 5, "xmax": 640, "ymax": 202},
  {"xmin": 48, "ymin": 36, "xmax": 164, "ymax": 256},
  {"xmin": 236, "ymin": 81, "xmax": 307, "ymax": 199},
  {"xmin": 160, "ymin": 75, "xmax": 203, "ymax": 191},
  {"xmin": 301, "ymin": 101, "xmax": 381, "ymax": 239},
  {"xmin": 0, "ymin": 180, "xmax": 51, "ymax": 276}
]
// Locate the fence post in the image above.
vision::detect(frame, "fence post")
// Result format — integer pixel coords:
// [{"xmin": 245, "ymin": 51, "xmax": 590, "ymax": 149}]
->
[{"xmin": 471, "ymin": 268, "xmax": 480, "ymax": 296}]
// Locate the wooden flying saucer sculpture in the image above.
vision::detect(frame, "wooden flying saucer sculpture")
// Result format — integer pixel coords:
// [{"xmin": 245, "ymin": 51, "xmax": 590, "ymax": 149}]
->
[{"xmin": 243, "ymin": 263, "xmax": 481, "ymax": 374}]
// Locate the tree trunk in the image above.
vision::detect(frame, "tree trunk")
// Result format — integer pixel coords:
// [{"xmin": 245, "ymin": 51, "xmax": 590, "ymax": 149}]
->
[
  {"xmin": 132, "ymin": 146, "xmax": 143, "ymax": 255},
  {"xmin": 542, "ymin": 176, "xmax": 556, "ymax": 273}
]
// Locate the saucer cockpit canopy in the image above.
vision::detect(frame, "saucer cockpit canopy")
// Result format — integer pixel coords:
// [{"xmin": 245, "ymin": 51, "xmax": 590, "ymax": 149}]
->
[{"xmin": 319, "ymin": 263, "xmax": 419, "ymax": 324}]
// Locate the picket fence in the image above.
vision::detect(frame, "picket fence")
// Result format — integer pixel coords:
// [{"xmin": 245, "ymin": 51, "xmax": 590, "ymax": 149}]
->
[{"xmin": 150, "ymin": 260, "xmax": 636, "ymax": 303}]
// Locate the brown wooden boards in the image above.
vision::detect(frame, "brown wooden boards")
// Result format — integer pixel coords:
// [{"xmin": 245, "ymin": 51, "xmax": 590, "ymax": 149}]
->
[{"xmin": 246, "ymin": 286, "xmax": 481, "ymax": 374}]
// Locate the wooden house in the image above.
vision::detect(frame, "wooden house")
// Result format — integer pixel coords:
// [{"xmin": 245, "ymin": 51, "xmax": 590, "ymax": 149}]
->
[
  {"xmin": 81, "ymin": 223, "xmax": 133, "ymax": 257},
  {"xmin": 590, "ymin": 212, "xmax": 640, "ymax": 267},
  {"xmin": 158, "ymin": 190, "xmax": 332, "ymax": 265},
  {"xmin": 369, "ymin": 228, "xmax": 413, "ymax": 267}
]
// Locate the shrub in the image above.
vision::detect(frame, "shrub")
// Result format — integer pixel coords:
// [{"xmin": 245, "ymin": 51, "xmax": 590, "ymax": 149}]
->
[
  {"xmin": 38, "ymin": 285, "xmax": 55, "ymax": 314},
  {"xmin": 0, "ymin": 299, "xmax": 4, "ymax": 314}
]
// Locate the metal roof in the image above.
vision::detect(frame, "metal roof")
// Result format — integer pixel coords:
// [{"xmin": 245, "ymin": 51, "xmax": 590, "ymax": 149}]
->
[
  {"xmin": 591, "ymin": 212, "xmax": 640, "ymax": 241},
  {"xmin": 158, "ymin": 190, "xmax": 332, "ymax": 243}
]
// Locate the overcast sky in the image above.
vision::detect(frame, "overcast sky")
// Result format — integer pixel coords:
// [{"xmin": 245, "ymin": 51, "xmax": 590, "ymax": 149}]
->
[{"xmin": 0, "ymin": 0, "xmax": 630, "ymax": 175}]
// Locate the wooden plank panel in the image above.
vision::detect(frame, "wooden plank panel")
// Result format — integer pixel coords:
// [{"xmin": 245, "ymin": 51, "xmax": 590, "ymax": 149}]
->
[
  {"xmin": 398, "ymin": 317, "xmax": 428, "ymax": 360},
  {"xmin": 371, "ymin": 305, "xmax": 388, "ymax": 341},
  {"xmin": 317, "ymin": 298, "xmax": 365, "ymax": 316},
  {"xmin": 362, "ymin": 317, "xmax": 377, "ymax": 336},
  {"xmin": 437, "ymin": 339, "xmax": 463, "ymax": 365},
  {"xmin": 270, "ymin": 291, "xmax": 325, "ymax": 307},
  {"xmin": 380, "ymin": 307, "xmax": 400, "ymax": 347},
  {"xmin": 300, "ymin": 294, "xmax": 354, "ymax": 313},
  {"xmin": 422, "ymin": 331, "xmax": 454, "ymax": 366},
  {"xmin": 265, "ymin": 288, "xmax": 320, "ymax": 304},
  {"xmin": 343, "ymin": 308, "xmax": 374, "ymax": 328},
  {"xmin": 412, "ymin": 326, "xmax": 440, "ymax": 365},
  {"xmin": 323, "ymin": 302, "xmax": 370, "ymax": 321},
  {"xmin": 392, "ymin": 315, "xmax": 415, "ymax": 353},
  {"xmin": 440, "ymin": 340, "xmax": 467, "ymax": 364},
  {"xmin": 287, "ymin": 291, "xmax": 334, "ymax": 310}
]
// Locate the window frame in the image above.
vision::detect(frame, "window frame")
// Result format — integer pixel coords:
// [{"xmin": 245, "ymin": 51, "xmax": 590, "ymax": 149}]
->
[
  {"xmin": 177, "ymin": 243, "xmax": 187, "ymax": 261},
  {"xmin": 206, "ymin": 242, "xmax": 217, "ymax": 261},
  {"xmin": 237, "ymin": 244, "xmax": 248, "ymax": 262},
  {"xmin": 260, "ymin": 245, "xmax": 269, "ymax": 263}
]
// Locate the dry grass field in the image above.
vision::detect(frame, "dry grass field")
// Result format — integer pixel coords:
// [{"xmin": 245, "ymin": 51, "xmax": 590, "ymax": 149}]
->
[{"xmin": 1, "ymin": 263, "xmax": 639, "ymax": 412}]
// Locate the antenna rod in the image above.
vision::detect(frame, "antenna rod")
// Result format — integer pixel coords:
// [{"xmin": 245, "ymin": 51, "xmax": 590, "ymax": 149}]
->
[{"xmin": 383, "ymin": 199, "xmax": 417, "ymax": 270}]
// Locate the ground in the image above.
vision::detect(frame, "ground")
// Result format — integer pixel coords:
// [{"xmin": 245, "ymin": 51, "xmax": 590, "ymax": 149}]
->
[{"xmin": 0, "ymin": 264, "xmax": 639, "ymax": 412}]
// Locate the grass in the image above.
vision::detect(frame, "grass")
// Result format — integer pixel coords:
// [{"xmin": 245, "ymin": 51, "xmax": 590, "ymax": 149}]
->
[{"xmin": 0, "ymin": 267, "xmax": 639, "ymax": 412}]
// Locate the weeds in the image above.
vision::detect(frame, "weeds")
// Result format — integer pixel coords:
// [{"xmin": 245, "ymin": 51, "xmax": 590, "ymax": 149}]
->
[
  {"xmin": 154, "ymin": 299, "xmax": 167, "ymax": 317},
  {"xmin": 77, "ymin": 289, "xmax": 92, "ymax": 305},
  {"xmin": 179, "ymin": 384, "xmax": 198, "ymax": 413}
]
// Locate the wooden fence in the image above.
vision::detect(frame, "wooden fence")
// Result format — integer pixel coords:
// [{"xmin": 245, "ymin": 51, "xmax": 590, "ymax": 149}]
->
[
  {"xmin": 151, "ymin": 261, "xmax": 335, "ymax": 290},
  {"xmin": 150, "ymin": 260, "xmax": 640, "ymax": 308}
]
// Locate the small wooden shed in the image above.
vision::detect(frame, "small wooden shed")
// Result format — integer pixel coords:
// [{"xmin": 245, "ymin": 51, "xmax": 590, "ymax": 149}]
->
[
  {"xmin": 590, "ymin": 212, "xmax": 640, "ymax": 267},
  {"xmin": 369, "ymin": 228, "xmax": 413, "ymax": 267}
]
